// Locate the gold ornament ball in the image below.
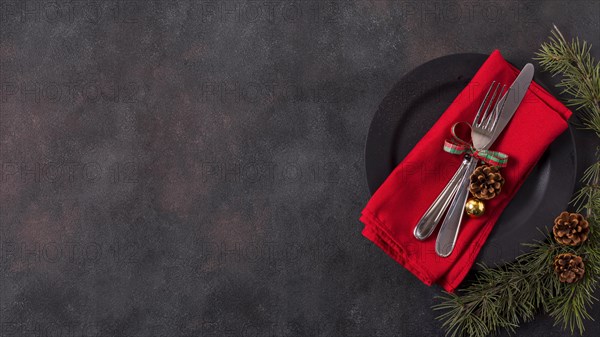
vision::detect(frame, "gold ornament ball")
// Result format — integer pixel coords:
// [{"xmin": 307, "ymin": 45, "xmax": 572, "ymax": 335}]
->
[{"xmin": 465, "ymin": 198, "xmax": 485, "ymax": 217}]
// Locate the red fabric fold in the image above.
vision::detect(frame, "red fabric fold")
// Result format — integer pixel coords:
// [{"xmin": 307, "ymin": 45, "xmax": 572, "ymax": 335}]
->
[{"xmin": 360, "ymin": 50, "xmax": 572, "ymax": 292}]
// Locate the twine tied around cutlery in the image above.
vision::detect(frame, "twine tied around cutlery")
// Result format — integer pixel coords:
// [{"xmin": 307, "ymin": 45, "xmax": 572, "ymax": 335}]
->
[{"xmin": 443, "ymin": 122, "xmax": 508, "ymax": 167}]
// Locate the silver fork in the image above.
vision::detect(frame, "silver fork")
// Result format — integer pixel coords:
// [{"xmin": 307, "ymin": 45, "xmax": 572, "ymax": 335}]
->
[
  {"xmin": 413, "ymin": 82, "xmax": 507, "ymax": 241},
  {"xmin": 435, "ymin": 82, "xmax": 508, "ymax": 257}
]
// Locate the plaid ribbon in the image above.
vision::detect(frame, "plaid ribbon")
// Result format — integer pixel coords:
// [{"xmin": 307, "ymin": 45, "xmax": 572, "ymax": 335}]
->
[{"xmin": 443, "ymin": 122, "xmax": 508, "ymax": 167}]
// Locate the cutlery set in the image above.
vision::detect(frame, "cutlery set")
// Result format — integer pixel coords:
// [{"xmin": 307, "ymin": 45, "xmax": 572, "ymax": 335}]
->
[{"xmin": 413, "ymin": 63, "xmax": 535, "ymax": 257}]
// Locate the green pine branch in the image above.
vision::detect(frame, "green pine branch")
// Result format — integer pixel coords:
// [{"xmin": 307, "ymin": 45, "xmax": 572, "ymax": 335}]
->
[
  {"xmin": 434, "ymin": 26, "xmax": 600, "ymax": 337},
  {"xmin": 536, "ymin": 25, "xmax": 600, "ymax": 136}
]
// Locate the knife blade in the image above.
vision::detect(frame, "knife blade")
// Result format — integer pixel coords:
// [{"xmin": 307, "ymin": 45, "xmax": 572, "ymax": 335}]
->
[
  {"xmin": 485, "ymin": 63, "xmax": 534, "ymax": 147},
  {"xmin": 435, "ymin": 63, "xmax": 535, "ymax": 257}
]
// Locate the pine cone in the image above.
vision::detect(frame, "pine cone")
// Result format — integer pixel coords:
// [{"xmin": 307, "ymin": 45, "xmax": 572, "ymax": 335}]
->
[
  {"xmin": 469, "ymin": 165, "xmax": 505, "ymax": 200},
  {"xmin": 553, "ymin": 253, "xmax": 585, "ymax": 283},
  {"xmin": 553, "ymin": 212, "xmax": 590, "ymax": 246}
]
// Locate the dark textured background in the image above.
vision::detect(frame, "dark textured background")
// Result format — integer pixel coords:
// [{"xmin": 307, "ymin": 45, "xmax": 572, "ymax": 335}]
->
[{"xmin": 1, "ymin": 1, "xmax": 599, "ymax": 336}]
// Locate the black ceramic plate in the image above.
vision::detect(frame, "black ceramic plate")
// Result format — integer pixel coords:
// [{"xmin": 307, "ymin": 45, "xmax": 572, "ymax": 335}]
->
[{"xmin": 365, "ymin": 53, "xmax": 577, "ymax": 267}]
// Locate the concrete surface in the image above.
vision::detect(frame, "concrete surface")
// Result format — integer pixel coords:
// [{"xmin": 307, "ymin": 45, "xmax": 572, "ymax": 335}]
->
[{"xmin": 0, "ymin": 1, "xmax": 599, "ymax": 336}]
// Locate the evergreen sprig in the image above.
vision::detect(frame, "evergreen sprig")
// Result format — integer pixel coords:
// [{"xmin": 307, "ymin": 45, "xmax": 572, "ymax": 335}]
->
[{"xmin": 434, "ymin": 26, "xmax": 600, "ymax": 337}]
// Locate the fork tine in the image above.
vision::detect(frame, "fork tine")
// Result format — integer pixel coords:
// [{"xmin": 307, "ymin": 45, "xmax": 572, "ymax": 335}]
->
[
  {"xmin": 484, "ymin": 84, "xmax": 506, "ymax": 129},
  {"xmin": 479, "ymin": 83, "xmax": 501, "ymax": 127},
  {"xmin": 473, "ymin": 81, "xmax": 497, "ymax": 126},
  {"xmin": 488, "ymin": 85, "xmax": 508, "ymax": 131}
]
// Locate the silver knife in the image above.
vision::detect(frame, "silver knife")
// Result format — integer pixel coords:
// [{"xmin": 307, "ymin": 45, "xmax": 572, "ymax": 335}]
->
[
  {"xmin": 435, "ymin": 63, "xmax": 534, "ymax": 257},
  {"xmin": 414, "ymin": 64, "xmax": 535, "ymax": 241}
]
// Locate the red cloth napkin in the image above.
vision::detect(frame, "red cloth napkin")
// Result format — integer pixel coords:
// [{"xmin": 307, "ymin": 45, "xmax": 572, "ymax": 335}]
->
[{"xmin": 360, "ymin": 50, "xmax": 572, "ymax": 292}]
